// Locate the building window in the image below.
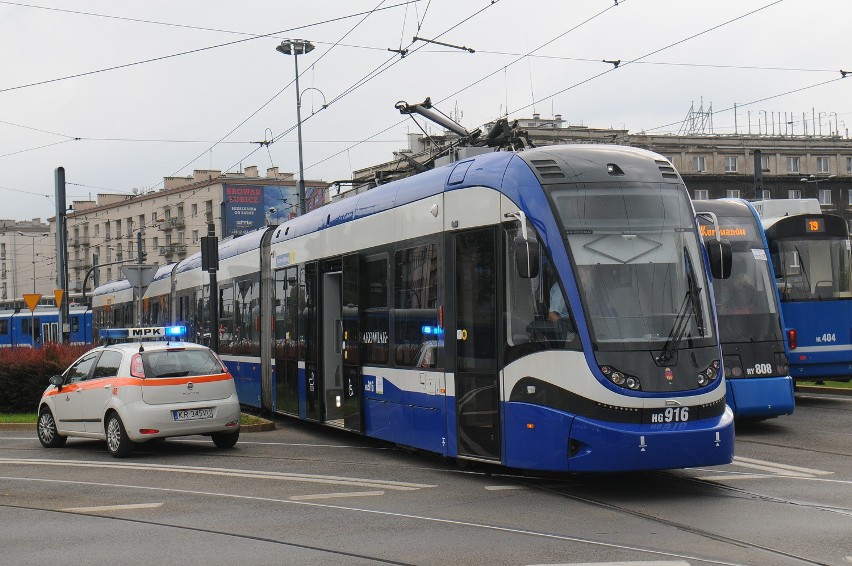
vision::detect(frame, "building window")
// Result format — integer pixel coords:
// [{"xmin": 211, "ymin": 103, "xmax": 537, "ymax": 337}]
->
[
  {"xmin": 818, "ymin": 189, "xmax": 832, "ymax": 205},
  {"xmin": 817, "ymin": 157, "xmax": 830, "ymax": 174},
  {"xmin": 786, "ymin": 157, "xmax": 800, "ymax": 173},
  {"xmin": 692, "ymin": 156, "xmax": 707, "ymax": 173},
  {"xmin": 95, "ymin": 224, "xmax": 100, "ymax": 236},
  {"xmin": 694, "ymin": 189, "xmax": 709, "ymax": 200},
  {"xmin": 761, "ymin": 190, "xmax": 771, "ymax": 200},
  {"xmin": 761, "ymin": 156, "xmax": 770, "ymax": 172},
  {"xmin": 847, "ymin": 157, "xmax": 852, "ymax": 173},
  {"xmin": 848, "ymin": 189, "xmax": 852, "ymax": 206},
  {"xmin": 726, "ymin": 190, "xmax": 741, "ymax": 199},
  {"xmin": 192, "ymin": 230, "xmax": 199, "ymax": 243},
  {"xmin": 788, "ymin": 189, "xmax": 802, "ymax": 199},
  {"xmin": 724, "ymin": 156, "xmax": 738, "ymax": 173},
  {"xmin": 191, "ymin": 203, "xmax": 198, "ymax": 217},
  {"xmin": 662, "ymin": 155, "xmax": 675, "ymax": 164}
]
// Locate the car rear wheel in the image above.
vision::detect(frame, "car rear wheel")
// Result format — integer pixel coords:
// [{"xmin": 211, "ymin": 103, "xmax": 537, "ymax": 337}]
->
[
  {"xmin": 105, "ymin": 413, "xmax": 135, "ymax": 457},
  {"xmin": 211, "ymin": 429, "xmax": 239, "ymax": 449},
  {"xmin": 37, "ymin": 409, "xmax": 67, "ymax": 448}
]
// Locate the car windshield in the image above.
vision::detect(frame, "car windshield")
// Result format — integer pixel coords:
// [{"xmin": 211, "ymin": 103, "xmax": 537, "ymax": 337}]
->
[
  {"xmin": 549, "ymin": 182, "xmax": 714, "ymax": 351},
  {"xmin": 143, "ymin": 349, "xmax": 224, "ymax": 378}
]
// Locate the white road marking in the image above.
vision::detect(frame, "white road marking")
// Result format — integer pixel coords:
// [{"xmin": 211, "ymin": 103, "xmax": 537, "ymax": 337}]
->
[
  {"xmin": 485, "ymin": 485, "xmax": 525, "ymax": 491},
  {"xmin": 527, "ymin": 562, "xmax": 691, "ymax": 566},
  {"xmin": 289, "ymin": 491, "xmax": 384, "ymax": 501},
  {"xmin": 733, "ymin": 456, "xmax": 833, "ymax": 476},
  {"xmin": 0, "ymin": 457, "xmax": 434, "ymax": 491},
  {"xmin": 694, "ymin": 473, "xmax": 774, "ymax": 481},
  {"xmin": 62, "ymin": 502, "xmax": 164, "ymax": 513},
  {"xmin": 0, "ymin": 475, "xmax": 745, "ymax": 566}
]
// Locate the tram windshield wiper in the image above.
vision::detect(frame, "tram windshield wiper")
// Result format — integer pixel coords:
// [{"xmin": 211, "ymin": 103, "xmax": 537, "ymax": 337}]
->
[{"xmin": 657, "ymin": 248, "xmax": 703, "ymax": 364}]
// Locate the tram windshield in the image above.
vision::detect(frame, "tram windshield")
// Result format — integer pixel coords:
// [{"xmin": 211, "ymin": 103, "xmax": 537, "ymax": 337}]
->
[
  {"xmin": 550, "ymin": 183, "xmax": 714, "ymax": 351},
  {"xmin": 703, "ymin": 225, "xmax": 784, "ymax": 343},
  {"xmin": 771, "ymin": 237, "xmax": 852, "ymax": 302}
]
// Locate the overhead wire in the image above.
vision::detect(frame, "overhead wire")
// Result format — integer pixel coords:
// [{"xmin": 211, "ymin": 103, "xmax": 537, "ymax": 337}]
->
[{"xmin": 0, "ymin": 1, "xmax": 420, "ymax": 95}]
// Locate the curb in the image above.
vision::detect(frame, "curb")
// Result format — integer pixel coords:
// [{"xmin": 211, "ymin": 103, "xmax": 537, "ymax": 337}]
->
[
  {"xmin": 796, "ymin": 385, "xmax": 852, "ymax": 397},
  {"xmin": 0, "ymin": 416, "xmax": 277, "ymax": 432}
]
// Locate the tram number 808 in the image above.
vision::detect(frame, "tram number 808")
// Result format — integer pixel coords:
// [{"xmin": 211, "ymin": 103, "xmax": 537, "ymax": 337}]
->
[{"xmin": 649, "ymin": 407, "xmax": 690, "ymax": 424}]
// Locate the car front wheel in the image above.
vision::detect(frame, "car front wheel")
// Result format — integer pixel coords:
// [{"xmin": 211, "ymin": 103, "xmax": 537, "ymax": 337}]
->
[
  {"xmin": 37, "ymin": 409, "xmax": 67, "ymax": 448},
  {"xmin": 211, "ymin": 429, "xmax": 239, "ymax": 449},
  {"xmin": 105, "ymin": 413, "xmax": 134, "ymax": 457}
]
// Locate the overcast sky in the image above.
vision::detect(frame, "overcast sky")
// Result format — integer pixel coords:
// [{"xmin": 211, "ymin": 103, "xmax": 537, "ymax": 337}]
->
[{"xmin": 1, "ymin": 0, "xmax": 849, "ymax": 222}]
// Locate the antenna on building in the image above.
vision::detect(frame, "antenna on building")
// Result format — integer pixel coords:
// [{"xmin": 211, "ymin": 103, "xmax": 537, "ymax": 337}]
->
[{"xmin": 678, "ymin": 98, "xmax": 714, "ymax": 136}]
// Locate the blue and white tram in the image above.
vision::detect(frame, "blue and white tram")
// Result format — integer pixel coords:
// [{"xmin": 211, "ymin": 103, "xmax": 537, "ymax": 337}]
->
[
  {"xmin": 263, "ymin": 144, "xmax": 734, "ymax": 472},
  {"xmin": 0, "ymin": 306, "xmax": 92, "ymax": 346},
  {"xmin": 94, "ymin": 145, "xmax": 736, "ymax": 472},
  {"xmin": 91, "ymin": 279, "xmax": 134, "ymax": 339},
  {"xmin": 694, "ymin": 199, "xmax": 794, "ymax": 419},
  {"xmin": 141, "ymin": 263, "xmax": 177, "ymax": 327}
]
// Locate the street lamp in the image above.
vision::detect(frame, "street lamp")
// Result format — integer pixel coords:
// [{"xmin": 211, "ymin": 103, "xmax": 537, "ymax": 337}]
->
[
  {"xmin": 276, "ymin": 38, "xmax": 315, "ymax": 216},
  {"xmin": 800, "ymin": 174, "xmax": 837, "ymax": 203}
]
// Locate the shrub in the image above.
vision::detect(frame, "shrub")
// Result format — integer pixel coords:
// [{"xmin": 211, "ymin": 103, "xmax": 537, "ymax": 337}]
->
[{"xmin": 0, "ymin": 344, "xmax": 90, "ymax": 413}]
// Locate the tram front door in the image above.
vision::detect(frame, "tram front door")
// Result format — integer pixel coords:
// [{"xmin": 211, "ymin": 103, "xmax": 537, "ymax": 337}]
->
[{"xmin": 453, "ymin": 227, "xmax": 501, "ymax": 462}]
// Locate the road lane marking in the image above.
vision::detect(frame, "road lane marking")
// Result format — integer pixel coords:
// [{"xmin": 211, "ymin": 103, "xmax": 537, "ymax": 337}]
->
[
  {"xmin": 0, "ymin": 475, "xmax": 744, "ymax": 566},
  {"xmin": 289, "ymin": 491, "xmax": 384, "ymax": 501},
  {"xmin": 733, "ymin": 456, "xmax": 834, "ymax": 476},
  {"xmin": 527, "ymin": 562, "xmax": 691, "ymax": 566},
  {"xmin": 485, "ymin": 485, "xmax": 526, "ymax": 491},
  {"xmin": 0, "ymin": 457, "xmax": 434, "ymax": 491},
  {"xmin": 61, "ymin": 502, "xmax": 164, "ymax": 513}
]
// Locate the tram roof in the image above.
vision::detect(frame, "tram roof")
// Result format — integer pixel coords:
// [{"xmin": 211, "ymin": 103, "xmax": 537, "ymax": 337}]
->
[
  {"xmin": 92, "ymin": 279, "xmax": 132, "ymax": 295},
  {"xmin": 693, "ymin": 198, "xmax": 759, "ymax": 219}
]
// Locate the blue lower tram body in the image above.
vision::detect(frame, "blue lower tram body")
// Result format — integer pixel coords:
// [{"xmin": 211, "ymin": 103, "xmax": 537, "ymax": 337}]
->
[
  {"xmin": 233, "ymin": 362, "xmax": 734, "ymax": 472},
  {"xmin": 726, "ymin": 376, "xmax": 795, "ymax": 419}
]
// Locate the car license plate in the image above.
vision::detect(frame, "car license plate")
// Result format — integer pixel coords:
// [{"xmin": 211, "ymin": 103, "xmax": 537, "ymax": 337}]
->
[{"xmin": 173, "ymin": 408, "xmax": 214, "ymax": 421}]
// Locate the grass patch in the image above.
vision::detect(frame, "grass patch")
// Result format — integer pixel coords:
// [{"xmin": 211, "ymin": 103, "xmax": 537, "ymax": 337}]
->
[
  {"xmin": 799, "ymin": 379, "xmax": 852, "ymax": 389},
  {"xmin": 239, "ymin": 413, "xmax": 269, "ymax": 426},
  {"xmin": 0, "ymin": 413, "xmax": 37, "ymax": 424}
]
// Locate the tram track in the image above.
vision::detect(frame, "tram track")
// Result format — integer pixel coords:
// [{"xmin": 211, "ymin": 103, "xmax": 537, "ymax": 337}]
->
[{"xmin": 506, "ymin": 471, "xmax": 834, "ymax": 566}]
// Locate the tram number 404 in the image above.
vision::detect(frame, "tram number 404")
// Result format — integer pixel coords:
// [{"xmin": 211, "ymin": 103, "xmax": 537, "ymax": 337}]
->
[
  {"xmin": 649, "ymin": 407, "xmax": 690, "ymax": 424},
  {"xmin": 815, "ymin": 333, "xmax": 837, "ymax": 343}
]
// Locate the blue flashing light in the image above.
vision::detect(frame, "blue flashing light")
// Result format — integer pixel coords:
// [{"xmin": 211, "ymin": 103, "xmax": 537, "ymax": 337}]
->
[
  {"xmin": 421, "ymin": 325, "xmax": 444, "ymax": 336},
  {"xmin": 99, "ymin": 328, "xmax": 130, "ymax": 340},
  {"xmin": 165, "ymin": 325, "xmax": 187, "ymax": 337}
]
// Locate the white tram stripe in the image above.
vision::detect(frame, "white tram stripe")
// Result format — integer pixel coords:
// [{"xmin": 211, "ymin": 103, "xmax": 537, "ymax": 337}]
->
[{"xmin": 62, "ymin": 502, "xmax": 164, "ymax": 513}]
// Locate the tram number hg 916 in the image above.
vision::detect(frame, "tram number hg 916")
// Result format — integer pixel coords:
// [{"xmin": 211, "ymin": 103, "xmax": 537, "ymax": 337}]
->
[{"xmin": 649, "ymin": 407, "xmax": 690, "ymax": 424}]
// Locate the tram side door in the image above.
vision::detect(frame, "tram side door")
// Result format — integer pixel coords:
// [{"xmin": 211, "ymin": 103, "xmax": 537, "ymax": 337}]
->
[
  {"xmin": 322, "ymin": 270, "xmax": 345, "ymax": 427},
  {"xmin": 453, "ymin": 227, "xmax": 501, "ymax": 462}
]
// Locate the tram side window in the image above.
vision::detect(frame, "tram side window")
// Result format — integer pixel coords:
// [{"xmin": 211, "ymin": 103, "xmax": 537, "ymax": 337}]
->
[
  {"xmin": 360, "ymin": 256, "xmax": 389, "ymax": 365},
  {"xmin": 393, "ymin": 243, "xmax": 439, "ymax": 368},
  {"xmin": 218, "ymin": 285, "xmax": 235, "ymax": 354},
  {"xmin": 22, "ymin": 317, "xmax": 42, "ymax": 342},
  {"xmin": 236, "ymin": 276, "xmax": 261, "ymax": 356},
  {"xmin": 504, "ymin": 226, "xmax": 579, "ymax": 364},
  {"xmin": 0, "ymin": 319, "xmax": 7, "ymax": 335},
  {"xmin": 274, "ymin": 268, "xmax": 299, "ymax": 359}
]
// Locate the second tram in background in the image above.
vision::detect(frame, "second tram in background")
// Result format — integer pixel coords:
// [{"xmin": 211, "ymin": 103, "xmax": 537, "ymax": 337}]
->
[
  {"xmin": 93, "ymin": 144, "xmax": 736, "ymax": 473},
  {"xmin": 753, "ymin": 199, "xmax": 852, "ymax": 383},
  {"xmin": 694, "ymin": 199, "xmax": 794, "ymax": 419}
]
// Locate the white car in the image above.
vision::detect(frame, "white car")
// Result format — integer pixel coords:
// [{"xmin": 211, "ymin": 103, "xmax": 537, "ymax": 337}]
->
[{"xmin": 37, "ymin": 337, "xmax": 240, "ymax": 457}]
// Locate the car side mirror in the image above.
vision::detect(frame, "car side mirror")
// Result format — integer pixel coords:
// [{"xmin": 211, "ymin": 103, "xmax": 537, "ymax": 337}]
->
[
  {"xmin": 514, "ymin": 235, "xmax": 540, "ymax": 279},
  {"xmin": 706, "ymin": 239, "xmax": 732, "ymax": 279},
  {"xmin": 49, "ymin": 375, "xmax": 64, "ymax": 388}
]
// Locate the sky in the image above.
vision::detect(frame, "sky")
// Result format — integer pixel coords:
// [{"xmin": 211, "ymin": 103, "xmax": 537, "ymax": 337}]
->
[{"xmin": 0, "ymin": 0, "xmax": 849, "ymax": 222}]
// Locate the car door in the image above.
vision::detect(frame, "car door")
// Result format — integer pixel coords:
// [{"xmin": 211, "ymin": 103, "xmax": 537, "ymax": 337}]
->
[
  {"xmin": 82, "ymin": 350, "xmax": 124, "ymax": 434},
  {"xmin": 54, "ymin": 352, "xmax": 99, "ymax": 433}
]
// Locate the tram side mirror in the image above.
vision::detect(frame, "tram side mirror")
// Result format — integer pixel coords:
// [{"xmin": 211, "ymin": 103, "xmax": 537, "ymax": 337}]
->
[
  {"xmin": 514, "ymin": 235, "xmax": 540, "ymax": 279},
  {"xmin": 706, "ymin": 239, "xmax": 732, "ymax": 279}
]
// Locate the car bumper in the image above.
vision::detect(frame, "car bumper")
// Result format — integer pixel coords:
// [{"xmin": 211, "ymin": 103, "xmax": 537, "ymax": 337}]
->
[{"xmin": 121, "ymin": 394, "xmax": 241, "ymax": 442}]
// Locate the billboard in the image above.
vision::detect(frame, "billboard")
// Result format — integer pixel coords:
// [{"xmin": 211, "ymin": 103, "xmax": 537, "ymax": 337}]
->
[{"xmin": 222, "ymin": 185, "xmax": 299, "ymax": 238}]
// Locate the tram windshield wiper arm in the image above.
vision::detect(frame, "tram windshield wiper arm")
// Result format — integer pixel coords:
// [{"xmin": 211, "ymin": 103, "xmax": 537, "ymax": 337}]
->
[{"xmin": 657, "ymin": 248, "xmax": 703, "ymax": 364}]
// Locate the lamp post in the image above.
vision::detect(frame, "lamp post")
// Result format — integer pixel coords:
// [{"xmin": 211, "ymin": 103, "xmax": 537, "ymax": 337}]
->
[
  {"xmin": 276, "ymin": 38, "xmax": 315, "ymax": 216},
  {"xmin": 800, "ymin": 174, "xmax": 837, "ymax": 203},
  {"xmin": 17, "ymin": 231, "xmax": 49, "ymax": 344}
]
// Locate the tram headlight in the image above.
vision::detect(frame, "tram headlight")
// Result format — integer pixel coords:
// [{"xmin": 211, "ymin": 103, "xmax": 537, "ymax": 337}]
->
[
  {"xmin": 697, "ymin": 373, "xmax": 708, "ymax": 386},
  {"xmin": 598, "ymin": 365, "xmax": 641, "ymax": 391}
]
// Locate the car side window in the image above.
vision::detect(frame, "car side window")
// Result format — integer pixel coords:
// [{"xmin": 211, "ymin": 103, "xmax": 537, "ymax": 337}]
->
[
  {"xmin": 90, "ymin": 350, "xmax": 123, "ymax": 380},
  {"xmin": 66, "ymin": 353, "xmax": 99, "ymax": 384}
]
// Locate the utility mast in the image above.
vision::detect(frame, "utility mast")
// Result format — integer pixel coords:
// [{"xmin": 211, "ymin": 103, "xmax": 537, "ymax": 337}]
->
[{"xmin": 678, "ymin": 99, "xmax": 714, "ymax": 135}]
